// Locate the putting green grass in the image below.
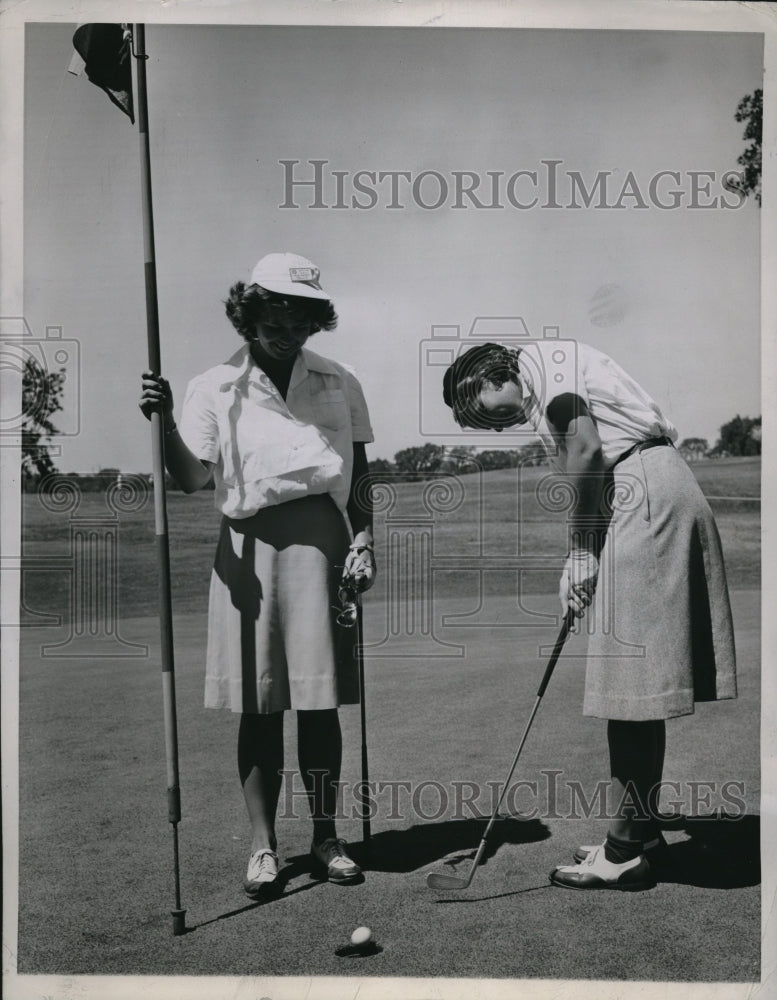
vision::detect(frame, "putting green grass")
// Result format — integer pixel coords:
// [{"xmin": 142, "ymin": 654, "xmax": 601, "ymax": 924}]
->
[{"xmin": 14, "ymin": 459, "xmax": 761, "ymax": 983}]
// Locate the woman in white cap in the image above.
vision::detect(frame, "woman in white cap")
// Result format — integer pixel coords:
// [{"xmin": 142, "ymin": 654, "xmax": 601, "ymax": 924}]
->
[
  {"xmin": 140, "ymin": 252, "xmax": 375, "ymax": 896},
  {"xmin": 443, "ymin": 340, "xmax": 736, "ymax": 891}
]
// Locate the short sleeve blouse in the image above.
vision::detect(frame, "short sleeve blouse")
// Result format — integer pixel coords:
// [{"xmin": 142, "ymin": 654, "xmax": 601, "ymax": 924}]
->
[
  {"xmin": 516, "ymin": 340, "xmax": 677, "ymax": 470},
  {"xmin": 178, "ymin": 344, "xmax": 374, "ymax": 518}
]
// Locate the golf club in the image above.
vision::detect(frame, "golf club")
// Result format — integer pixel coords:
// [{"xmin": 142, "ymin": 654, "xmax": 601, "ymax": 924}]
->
[
  {"xmin": 335, "ymin": 569, "xmax": 372, "ymax": 848},
  {"xmin": 357, "ymin": 601, "xmax": 371, "ymax": 848},
  {"xmin": 426, "ymin": 610, "xmax": 574, "ymax": 891}
]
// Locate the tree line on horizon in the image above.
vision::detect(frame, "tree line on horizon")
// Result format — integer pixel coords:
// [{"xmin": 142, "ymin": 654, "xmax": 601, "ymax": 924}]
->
[{"xmin": 363, "ymin": 417, "xmax": 761, "ymax": 483}]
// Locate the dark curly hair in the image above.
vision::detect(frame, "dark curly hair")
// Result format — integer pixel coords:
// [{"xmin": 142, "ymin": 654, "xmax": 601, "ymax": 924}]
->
[
  {"xmin": 442, "ymin": 342, "xmax": 522, "ymax": 430},
  {"xmin": 224, "ymin": 282, "xmax": 338, "ymax": 341}
]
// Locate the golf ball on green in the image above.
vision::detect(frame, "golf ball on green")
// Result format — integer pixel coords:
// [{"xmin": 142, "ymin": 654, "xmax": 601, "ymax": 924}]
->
[{"xmin": 350, "ymin": 926, "xmax": 372, "ymax": 947}]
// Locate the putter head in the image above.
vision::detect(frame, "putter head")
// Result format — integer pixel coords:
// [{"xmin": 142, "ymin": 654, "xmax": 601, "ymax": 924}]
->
[{"xmin": 426, "ymin": 871, "xmax": 470, "ymax": 890}]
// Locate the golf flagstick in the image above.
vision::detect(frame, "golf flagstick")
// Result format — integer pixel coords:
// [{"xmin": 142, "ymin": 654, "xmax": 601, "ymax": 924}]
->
[
  {"xmin": 70, "ymin": 22, "xmax": 184, "ymax": 936},
  {"xmin": 134, "ymin": 25, "xmax": 186, "ymax": 934},
  {"xmin": 357, "ymin": 601, "xmax": 371, "ymax": 849},
  {"xmin": 427, "ymin": 610, "xmax": 575, "ymax": 890}
]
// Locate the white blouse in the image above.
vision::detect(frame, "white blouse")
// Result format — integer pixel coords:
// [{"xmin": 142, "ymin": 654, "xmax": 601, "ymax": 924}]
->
[
  {"xmin": 179, "ymin": 344, "xmax": 374, "ymax": 518},
  {"xmin": 516, "ymin": 340, "xmax": 677, "ymax": 470}
]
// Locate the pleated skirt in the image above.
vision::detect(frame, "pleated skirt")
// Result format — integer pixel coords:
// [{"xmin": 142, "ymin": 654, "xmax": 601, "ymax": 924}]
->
[
  {"xmin": 204, "ymin": 494, "xmax": 360, "ymax": 714},
  {"xmin": 583, "ymin": 446, "xmax": 737, "ymax": 721}
]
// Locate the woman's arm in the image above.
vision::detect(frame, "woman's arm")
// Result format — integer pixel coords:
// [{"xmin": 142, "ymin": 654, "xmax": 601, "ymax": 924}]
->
[
  {"xmin": 161, "ymin": 427, "xmax": 215, "ymax": 494},
  {"xmin": 139, "ymin": 372, "xmax": 215, "ymax": 493},
  {"xmin": 546, "ymin": 393, "xmax": 605, "ymax": 616}
]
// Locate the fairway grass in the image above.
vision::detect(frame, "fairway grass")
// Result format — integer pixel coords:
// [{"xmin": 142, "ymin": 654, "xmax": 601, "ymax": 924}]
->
[{"xmin": 19, "ymin": 458, "xmax": 761, "ymax": 624}]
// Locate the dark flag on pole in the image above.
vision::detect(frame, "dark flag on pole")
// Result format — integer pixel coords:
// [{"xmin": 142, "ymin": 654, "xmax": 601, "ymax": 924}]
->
[{"xmin": 71, "ymin": 23, "xmax": 135, "ymax": 122}]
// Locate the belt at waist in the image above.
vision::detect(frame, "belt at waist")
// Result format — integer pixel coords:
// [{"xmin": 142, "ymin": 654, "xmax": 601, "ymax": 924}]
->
[{"xmin": 612, "ymin": 436, "xmax": 674, "ymax": 468}]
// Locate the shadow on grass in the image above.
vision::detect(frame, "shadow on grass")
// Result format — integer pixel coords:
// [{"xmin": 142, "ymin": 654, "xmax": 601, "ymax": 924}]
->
[
  {"xmin": 428, "ymin": 813, "xmax": 761, "ymax": 902},
  {"xmin": 432, "ymin": 883, "xmax": 551, "ymax": 904},
  {"xmin": 193, "ymin": 814, "xmax": 549, "ymax": 928},
  {"xmin": 191, "ymin": 859, "xmax": 329, "ymax": 930},
  {"xmin": 190, "ymin": 893, "xmax": 283, "ymax": 931},
  {"xmin": 352, "ymin": 813, "xmax": 551, "ymax": 874},
  {"xmin": 655, "ymin": 813, "xmax": 760, "ymax": 889},
  {"xmin": 190, "ymin": 813, "xmax": 755, "ymax": 930}
]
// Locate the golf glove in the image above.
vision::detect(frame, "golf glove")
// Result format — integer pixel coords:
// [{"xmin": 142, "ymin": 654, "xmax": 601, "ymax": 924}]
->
[
  {"xmin": 344, "ymin": 542, "xmax": 376, "ymax": 592},
  {"xmin": 560, "ymin": 549, "xmax": 599, "ymax": 618}
]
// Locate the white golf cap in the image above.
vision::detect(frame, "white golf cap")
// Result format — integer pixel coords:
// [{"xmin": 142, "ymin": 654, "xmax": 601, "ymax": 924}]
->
[{"xmin": 249, "ymin": 252, "xmax": 331, "ymax": 300}]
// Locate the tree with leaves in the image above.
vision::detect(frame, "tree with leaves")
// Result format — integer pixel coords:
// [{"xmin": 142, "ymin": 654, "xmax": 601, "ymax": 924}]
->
[
  {"xmin": 678, "ymin": 437, "xmax": 709, "ymax": 462},
  {"xmin": 368, "ymin": 457, "xmax": 394, "ymax": 475},
  {"xmin": 442, "ymin": 446, "xmax": 478, "ymax": 473},
  {"xmin": 472, "ymin": 449, "xmax": 520, "ymax": 471},
  {"xmin": 713, "ymin": 415, "xmax": 761, "ymax": 458},
  {"xmin": 725, "ymin": 88, "xmax": 762, "ymax": 205},
  {"xmin": 22, "ymin": 355, "xmax": 65, "ymax": 477},
  {"xmin": 393, "ymin": 443, "xmax": 446, "ymax": 478}
]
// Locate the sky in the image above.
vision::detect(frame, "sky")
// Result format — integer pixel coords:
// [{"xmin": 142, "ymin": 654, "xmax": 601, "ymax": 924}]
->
[{"xmin": 22, "ymin": 22, "xmax": 763, "ymax": 472}]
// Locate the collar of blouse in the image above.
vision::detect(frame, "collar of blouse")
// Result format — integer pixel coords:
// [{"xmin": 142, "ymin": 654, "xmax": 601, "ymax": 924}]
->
[{"xmin": 217, "ymin": 343, "xmax": 341, "ymax": 395}]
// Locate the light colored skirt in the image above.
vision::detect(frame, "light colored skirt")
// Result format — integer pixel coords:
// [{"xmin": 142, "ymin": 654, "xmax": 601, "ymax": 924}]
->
[
  {"xmin": 204, "ymin": 494, "xmax": 359, "ymax": 714},
  {"xmin": 583, "ymin": 446, "xmax": 737, "ymax": 721}
]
